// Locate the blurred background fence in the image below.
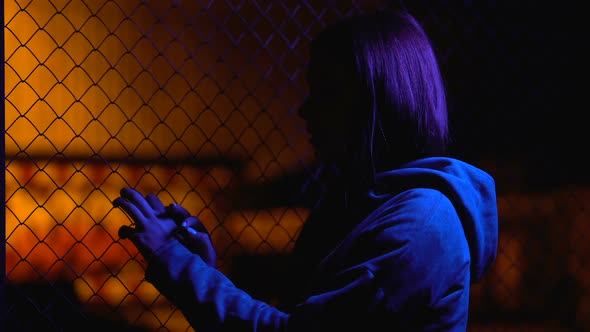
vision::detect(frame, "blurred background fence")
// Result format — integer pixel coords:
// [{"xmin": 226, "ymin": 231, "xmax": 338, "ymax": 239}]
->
[{"xmin": 3, "ymin": 0, "xmax": 587, "ymax": 331}]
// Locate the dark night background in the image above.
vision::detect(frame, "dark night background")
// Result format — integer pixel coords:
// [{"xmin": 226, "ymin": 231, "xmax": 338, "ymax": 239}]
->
[{"xmin": 428, "ymin": 1, "xmax": 585, "ymax": 189}]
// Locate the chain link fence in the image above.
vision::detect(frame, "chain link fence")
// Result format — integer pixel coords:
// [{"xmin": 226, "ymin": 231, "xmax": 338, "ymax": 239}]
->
[{"xmin": 3, "ymin": 0, "xmax": 588, "ymax": 331}]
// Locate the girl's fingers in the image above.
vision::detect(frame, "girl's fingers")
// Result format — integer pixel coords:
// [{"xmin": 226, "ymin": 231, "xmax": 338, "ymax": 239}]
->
[
  {"xmin": 146, "ymin": 193, "xmax": 166, "ymax": 214},
  {"xmin": 113, "ymin": 197, "xmax": 146, "ymax": 231},
  {"xmin": 166, "ymin": 203, "xmax": 192, "ymax": 221},
  {"xmin": 190, "ymin": 231, "xmax": 217, "ymax": 266},
  {"xmin": 118, "ymin": 225, "xmax": 136, "ymax": 239},
  {"xmin": 180, "ymin": 216, "xmax": 209, "ymax": 234},
  {"xmin": 120, "ymin": 187, "xmax": 154, "ymax": 218},
  {"xmin": 177, "ymin": 227, "xmax": 216, "ymax": 266}
]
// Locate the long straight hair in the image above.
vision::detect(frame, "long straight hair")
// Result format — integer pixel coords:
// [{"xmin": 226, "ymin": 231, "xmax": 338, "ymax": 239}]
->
[{"xmin": 311, "ymin": 10, "xmax": 449, "ymax": 187}]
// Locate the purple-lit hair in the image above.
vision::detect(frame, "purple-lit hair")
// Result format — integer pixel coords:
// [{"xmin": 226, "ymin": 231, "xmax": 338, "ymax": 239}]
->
[{"xmin": 312, "ymin": 10, "xmax": 449, "ymax": 184}]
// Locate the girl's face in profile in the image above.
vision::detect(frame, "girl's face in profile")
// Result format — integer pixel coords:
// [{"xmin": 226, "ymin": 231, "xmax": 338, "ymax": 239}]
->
[{"xmin": 298, "ymin": 53, "xmax": 358, "ymax": 165}]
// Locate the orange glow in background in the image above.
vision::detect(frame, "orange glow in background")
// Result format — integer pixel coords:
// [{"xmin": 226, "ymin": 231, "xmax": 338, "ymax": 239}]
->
[
  {"xmin": 4, "ymin": 1, "xmax": 590, "ymax": 331},
  {"xmin": 5, "ymin": 0, "xmax": 311, "ymax": 329}
]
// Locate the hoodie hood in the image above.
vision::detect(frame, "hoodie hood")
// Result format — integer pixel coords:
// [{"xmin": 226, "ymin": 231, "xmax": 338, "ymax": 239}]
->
[{"xmin": 371, "ymin": 157, "xmax": 498, "ymax": 281}]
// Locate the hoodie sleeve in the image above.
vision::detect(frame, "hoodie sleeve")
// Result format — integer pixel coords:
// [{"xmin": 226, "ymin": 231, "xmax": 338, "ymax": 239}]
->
[
  {"xmin": 144, "ymin": 239, "xmax": 382, "ymax": 332},
  {"xmin": 145, "ymin": 239, "xmax": 289, "ymax": 332}
]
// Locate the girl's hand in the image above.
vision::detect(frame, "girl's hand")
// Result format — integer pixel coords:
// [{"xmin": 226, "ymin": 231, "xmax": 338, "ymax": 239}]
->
[
  {"xmin": 114, "ymin": 187, "xmax": 178, "ymax": 262},
  {"xmin": 166, "ymin": 203, "xmax": 217, "ymax": 267}
]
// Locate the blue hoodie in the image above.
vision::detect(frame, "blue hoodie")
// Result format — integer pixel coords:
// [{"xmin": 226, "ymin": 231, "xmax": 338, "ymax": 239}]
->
[{"xmin": 145, "ymin": 157, "xmax": 498, "ymax": 331}]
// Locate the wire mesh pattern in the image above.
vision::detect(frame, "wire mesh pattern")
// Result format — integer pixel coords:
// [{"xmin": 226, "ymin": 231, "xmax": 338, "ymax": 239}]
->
[{"xmin": 3, "ymin": 0, "xmax": 589, "ymax": 331}]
